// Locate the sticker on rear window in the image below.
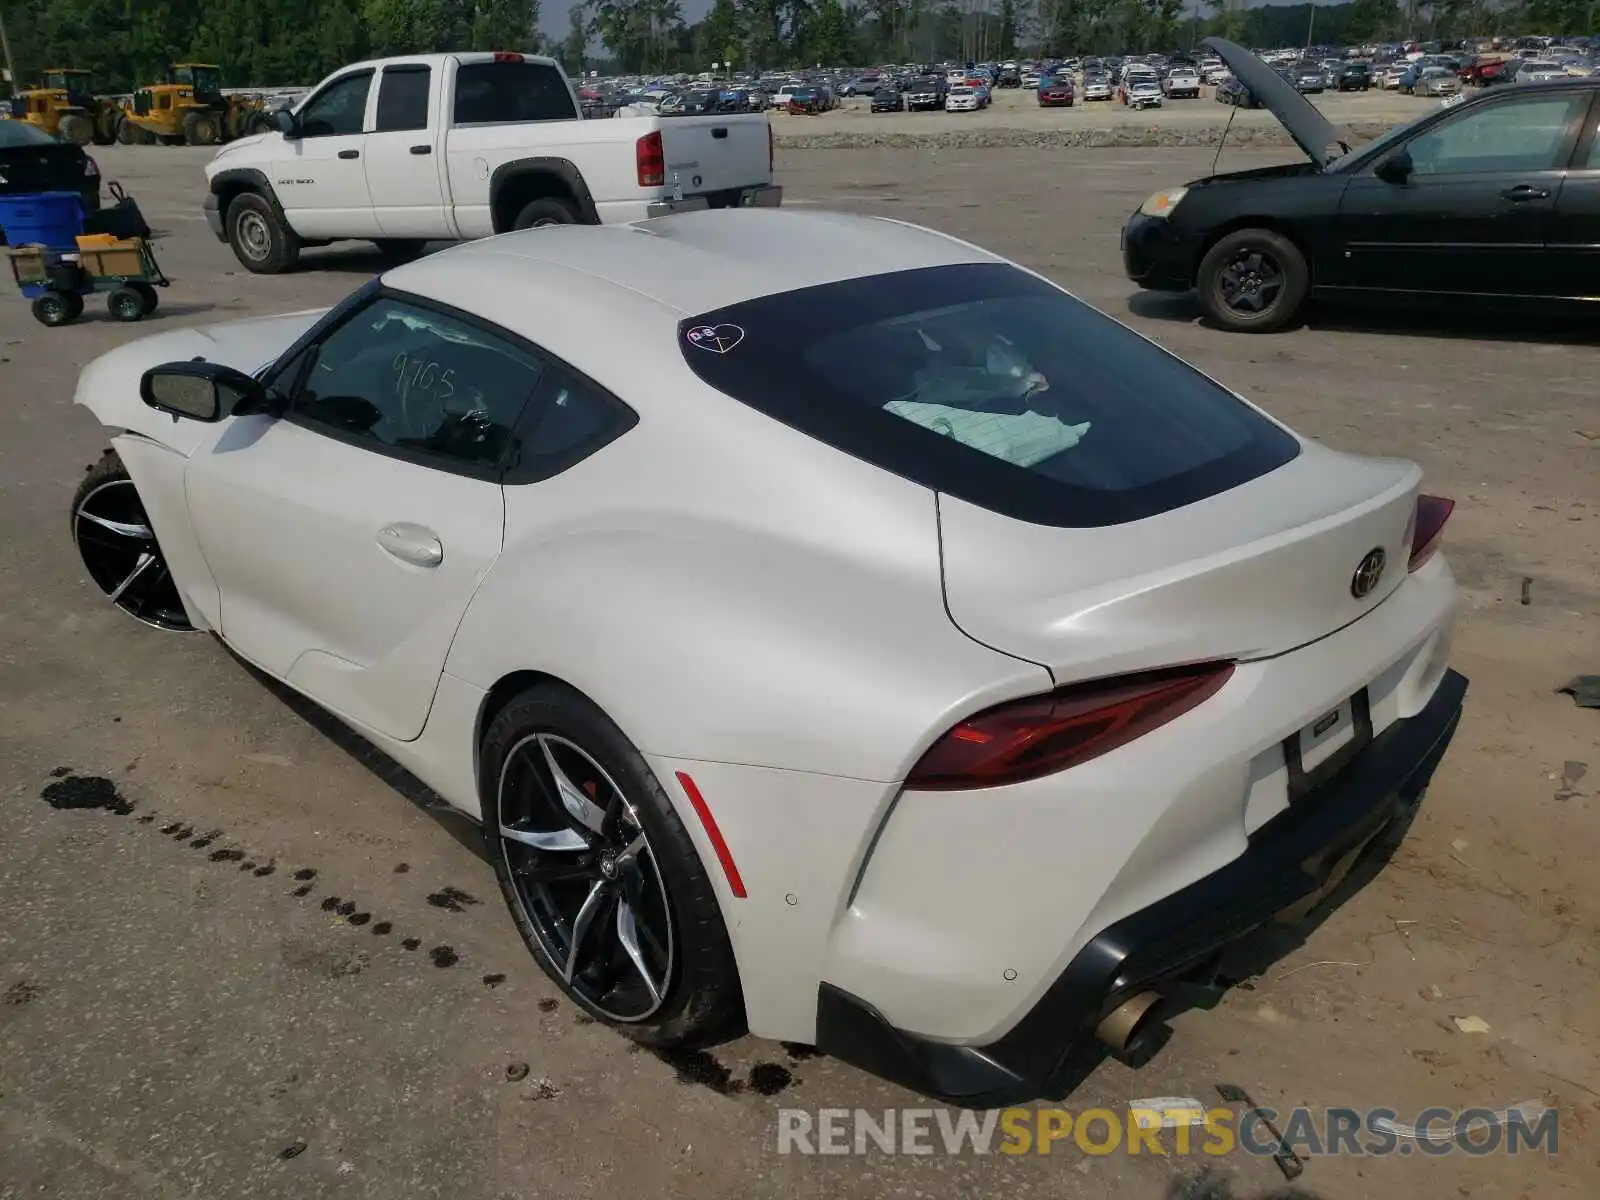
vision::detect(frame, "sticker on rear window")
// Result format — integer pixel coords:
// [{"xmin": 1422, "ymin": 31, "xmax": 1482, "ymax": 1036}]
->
[{"xmin": 685, "ymin": 324, "xmax": 744, "ymax": 354}]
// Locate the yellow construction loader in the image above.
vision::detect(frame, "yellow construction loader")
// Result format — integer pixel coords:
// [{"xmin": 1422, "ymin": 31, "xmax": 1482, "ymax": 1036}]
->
[
  {"xmin": 7, "ymin": 69, "xmax": 119, "ymax": 145},
  {"xmin": 117, "ymin": 63, "xmax": 273, "ymax": 146}
]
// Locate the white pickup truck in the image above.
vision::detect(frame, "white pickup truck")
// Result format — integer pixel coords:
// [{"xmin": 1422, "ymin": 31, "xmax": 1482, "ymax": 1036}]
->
[{"xmin": 203, "ymin": 51, "xmax": 781, "ymax": 273}]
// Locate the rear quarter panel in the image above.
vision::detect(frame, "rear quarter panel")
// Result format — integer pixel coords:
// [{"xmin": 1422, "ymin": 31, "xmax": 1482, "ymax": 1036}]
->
[{"xmin": 446, "ymin": 118, "xmax": 648, "ymax": 236}]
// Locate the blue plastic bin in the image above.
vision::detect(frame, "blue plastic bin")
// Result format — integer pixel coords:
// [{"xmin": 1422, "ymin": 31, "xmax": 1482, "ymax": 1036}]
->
[{"xmin": 0, "ymin": 191, "xmax": 85, "ymax": 247}]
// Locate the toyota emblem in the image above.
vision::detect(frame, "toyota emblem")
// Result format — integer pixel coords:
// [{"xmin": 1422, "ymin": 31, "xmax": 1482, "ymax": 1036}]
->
[{"xmin": 1350, "ymin": 548, "xmax": 1387, "ymax": 599}]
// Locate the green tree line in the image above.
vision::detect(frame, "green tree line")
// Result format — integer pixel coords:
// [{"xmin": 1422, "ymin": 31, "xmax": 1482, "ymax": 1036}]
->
[
  {"xmin": 5, "ymin": 0, "xmax": 1595, "ymax": 92},
  {"xmin": 3, "ymin": 0, "xmax": 541, "ymax": 92}
]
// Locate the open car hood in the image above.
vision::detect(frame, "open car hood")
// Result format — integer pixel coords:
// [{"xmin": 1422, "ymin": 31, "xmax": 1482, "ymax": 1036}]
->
[{"xmin": 1202, "ymin": 37, "xmax": 1349, "ymax": 166}]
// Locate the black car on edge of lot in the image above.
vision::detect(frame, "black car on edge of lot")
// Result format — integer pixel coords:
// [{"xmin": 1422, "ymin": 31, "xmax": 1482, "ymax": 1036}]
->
[
  {"xmin": 0, "ymin": 120, "xmax": 101, "ymax": 244},
  {"xmin": 1122, "ymin": 37, "xmax": 1600, "ymax": 333},
  {"xmin": 1335, "ymin": 62, "xmax": 1373, "ymax": 91},
  {"xmin": 871, "ymin": 85, "xmax": 905, "ymax": 113}
]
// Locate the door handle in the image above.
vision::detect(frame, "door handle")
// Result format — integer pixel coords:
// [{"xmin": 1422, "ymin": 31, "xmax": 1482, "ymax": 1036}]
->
[
  {"xmin": 409, "ymin": 144, "xmax": 431, "ymax": 154},
  {"xmin": 711, "ymin": 126, "xmax": 729, "ymax": 138},
  {"xmin": 376, "ymin": 523, "xmax": 443, "ymax": 568},
  {"xmin": 1500, "ymin": 184, "xmax": 1549, "ymax": 201},
  {"xmin": 338, "ymin": 149, "xmax": 360, "ymax": 160}
]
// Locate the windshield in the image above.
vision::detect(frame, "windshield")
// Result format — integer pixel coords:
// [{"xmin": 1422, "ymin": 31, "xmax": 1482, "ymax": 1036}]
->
[
  {"xmin": 0, "ymin": 121, "xmax": 61, "ymax": 148},
  {"xmin": 677, "ymin": 263, "xmax": 1299, "ymax": 528}
]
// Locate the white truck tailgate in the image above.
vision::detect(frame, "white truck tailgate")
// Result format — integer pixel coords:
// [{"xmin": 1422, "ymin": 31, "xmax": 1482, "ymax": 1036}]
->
[{"xmin": 657, "ymin": 116, "xmax": 770, "ymax": 195}]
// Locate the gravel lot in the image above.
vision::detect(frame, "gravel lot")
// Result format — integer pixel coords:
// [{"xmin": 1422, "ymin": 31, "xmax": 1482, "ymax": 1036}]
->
[
  {"xmin": 1, "ymin": 142, "xmax": 1597, "ymax": 1200},
  {"xmin": 773, "ymin": 83, "xmax": 1439, "ymax": 147}
]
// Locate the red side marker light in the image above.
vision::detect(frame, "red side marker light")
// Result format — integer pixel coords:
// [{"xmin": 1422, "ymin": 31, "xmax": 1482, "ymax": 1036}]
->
[{"xmin": 676, "ymin": 771, "xmax": 746, "ymax": 898}]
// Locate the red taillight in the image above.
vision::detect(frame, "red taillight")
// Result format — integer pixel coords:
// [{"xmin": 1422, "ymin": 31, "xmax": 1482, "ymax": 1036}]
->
[
  {"xmin": 1407, "ymin": 494, "xmax": 1454, "ymax": 572},
  {"xmin": 85, "ymin": 156, "xmax": 98, "ymax": 177},
  {"xmin": 905, "ymin": 663, "xmax": 1235, "ymax": 792},
  {"xmin": 492, "ymin": 51, "xmax": 524, "ymax": 63},
  {"xmin": 636, "ymin": 129, "xmax": 665, "ymax": 188}
]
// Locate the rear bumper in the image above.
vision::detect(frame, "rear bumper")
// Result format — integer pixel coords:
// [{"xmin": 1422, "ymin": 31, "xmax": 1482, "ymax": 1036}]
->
[
  {"xmin": 645, "ymin": 183, "xmax": 783, "ymax": 219},
  {"xmin": 815, "ymin": 667, "xmax": 1468, "ymax": 1107}
]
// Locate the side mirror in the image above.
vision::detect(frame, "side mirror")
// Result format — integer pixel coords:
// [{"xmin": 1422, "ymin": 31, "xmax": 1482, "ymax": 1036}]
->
[
  {"xmin": 1376, "ymin": 149, "xmax": 1414, "ymax": 184},
  {"xmin": 139, "ymin": 360, "xmax": 274, "ymax": 422},
  {"xmin": 273, "ymin": 108, "xmax": 299, "ymax": 138}
]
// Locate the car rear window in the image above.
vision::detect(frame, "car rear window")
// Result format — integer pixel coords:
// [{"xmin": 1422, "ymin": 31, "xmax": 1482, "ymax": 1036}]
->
[
  {"xmin": 677, "ymin": 263, "xmax": 1300, "ymax": 527},
  {"xmin": 453, "ymin": 60, "xmax": 576, "ymax": 124},
  {"xmin": 0, "ymin": 121, "xmax": 60, "ymax": 148}
]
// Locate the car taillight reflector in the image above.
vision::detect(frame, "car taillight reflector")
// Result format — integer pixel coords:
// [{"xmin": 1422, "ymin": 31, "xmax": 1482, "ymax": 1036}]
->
[
  {"xmin": 905, "ymin": 663, "xmax": 1235, "ymax": 791},
  {"xmin": 1407, "ymin": 494, "xmax": 1454, "ymax": 572},
  {"xmin": 492, "ymin": 51, "xmax": 524, "ymax": 63},
  {"xmin": 637, "ymin": 129, "xmax": 665, "ymax": 188}
]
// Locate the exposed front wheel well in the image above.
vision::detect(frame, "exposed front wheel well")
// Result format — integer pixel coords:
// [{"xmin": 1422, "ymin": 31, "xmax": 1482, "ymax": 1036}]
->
[{"xmin": 491, "ymin": 173, "xmax": 586, "ymax": 233}]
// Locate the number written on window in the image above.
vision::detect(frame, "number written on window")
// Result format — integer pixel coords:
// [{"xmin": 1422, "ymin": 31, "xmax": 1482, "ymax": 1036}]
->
[{"xmin": 393, "ymin": 353, "xmax": 456, "ymax": 403}]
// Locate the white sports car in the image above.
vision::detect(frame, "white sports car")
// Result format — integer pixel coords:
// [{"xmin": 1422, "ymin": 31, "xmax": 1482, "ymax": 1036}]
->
[{"xmin": 70, "ymin": 209, "xmax": 1467, "ymax": 1106}]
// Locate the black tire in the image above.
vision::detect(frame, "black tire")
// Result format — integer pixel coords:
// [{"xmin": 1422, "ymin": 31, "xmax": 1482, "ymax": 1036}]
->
[
  {"xmin": 1196, "ymin": 228, "xmax": 1309, "ymax": 334},
  {"xmin": 372, "ymin": 239, "xmax": 427, "ymax": 262},
  {"xmin": 129, "ymin": 282, "xmax": 159, "ymax": 314},
  {"xmin": 59, "ymin": 114, "xmax": 93, "ymax": 145},
  {"xmin": 71, "ymin": 450, "xmax": 195, "ymax": 631},
  {"xmin": 226, "ymin": 191, "xmax": 300, "ymax": 274},
  {"xmin": 107, "ymin": 287, "xmax": 146, "ymax": 322},
  {"xmin": 481, "ymin": 682, "xmax": 745, "ymax": 1048},
  {"xmin": 115, "ymin": 117, "xmax": 146, "ymax": 145},
  {"xmin": 512, "ymin": 198, "xmax": 579, "ymax": 230},
  {"xmin": 31, "ymin": 291, "xmax": 79, "ymax": 327},
  {"xmin": 182, "ymin": 111, "xmax": 219, "ymax": 146}
]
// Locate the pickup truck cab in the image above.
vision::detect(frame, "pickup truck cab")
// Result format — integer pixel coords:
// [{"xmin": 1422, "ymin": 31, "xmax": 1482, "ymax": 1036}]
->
[{"xmin": 203, "ymin": 51, "xmax": 781, "ymax": 273}]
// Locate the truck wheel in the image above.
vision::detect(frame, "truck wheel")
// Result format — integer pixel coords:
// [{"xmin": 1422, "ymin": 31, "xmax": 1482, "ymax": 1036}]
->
[
  {"xmin": 372, "ymin": 239, "xmax": 426, "ymax": 262},
  {"xmin": 115, "ymin": 117, "xmax": 149, "ymax": 145},
  {"xmin": 183, "ymin": 111, "xmax": 220, "ymax": 146},
  {"xmin": 227, "ymin": 192, "xmax": 300, "ymax": 274},
  {"xmin": 59, "ymin": 114, "xmax": 93, "ymax": 145},
  {"xmin": 513, "ymin": 198, "xmax": 579, "ymax": 229}
]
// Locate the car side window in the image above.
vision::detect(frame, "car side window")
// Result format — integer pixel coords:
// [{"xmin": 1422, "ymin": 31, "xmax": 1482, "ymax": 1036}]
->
[
  {"xmin": 1406, "ymin": 95, "xmax": 1586, "ymax": 176},
  {"xmin": 299, "ymin": 72, "xmax": 373, "ymax": 138},
  {"xmin": 1585, "ymin": 118, "xmax": 1600, "ymax": 169},
  {"xmin": 289, "ymin": 297, "xmax": 544, "ymax": 472},
  {"xmin": 504, "ymin": 364, "xmax": 637, "ymax": 483},
  {"xmin": 375, "ymin": 65, "xmax": 430, "ymax": 133}
]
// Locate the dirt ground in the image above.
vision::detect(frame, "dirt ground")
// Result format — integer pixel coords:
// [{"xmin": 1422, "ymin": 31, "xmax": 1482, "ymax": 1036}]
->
[{"xmin": 0, "ymin": 143, "xmax": 1596, "ymax": 1200}]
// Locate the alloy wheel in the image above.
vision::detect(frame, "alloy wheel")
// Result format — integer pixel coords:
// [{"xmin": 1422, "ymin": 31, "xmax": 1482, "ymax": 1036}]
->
[
  {"xmin": 1217, "ymin": 249, "xmax": 1284, "ymax": 316},
  {"xmin": 497, "ymin": 732, "xmax": 674, "ymax": 1021},
  {"xmin": 72, "ymin": 480, "xmax": 194, "ymax": 631}
]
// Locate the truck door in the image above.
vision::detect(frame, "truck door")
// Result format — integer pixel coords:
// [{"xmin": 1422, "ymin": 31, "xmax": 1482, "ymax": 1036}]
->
[{"xmin": 365, "ymin": 63, "xmax": 449, "ymax": 240}]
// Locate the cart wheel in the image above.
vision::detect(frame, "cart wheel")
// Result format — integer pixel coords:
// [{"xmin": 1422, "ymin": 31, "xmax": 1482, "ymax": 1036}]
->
[
  {"xmin": 107, "ymin": 288, "xmax": 146, "ymax": 322},
  {"xmin": 129, "ymin": 282, "xmax": 159, "ymax": 315},
  {"xmin": 32, "ymin": 291, "xmax": 81, "ymax": 327}
]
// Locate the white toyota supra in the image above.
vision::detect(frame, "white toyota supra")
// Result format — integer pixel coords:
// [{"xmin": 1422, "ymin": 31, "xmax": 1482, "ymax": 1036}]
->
[{"xmin": 69, "ymin": 208, "xmax": 1467, "ymax": 1105}]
